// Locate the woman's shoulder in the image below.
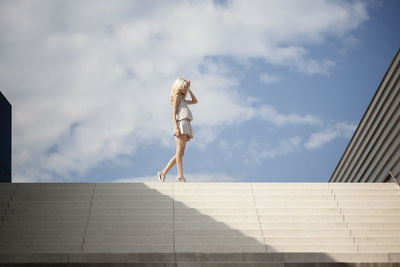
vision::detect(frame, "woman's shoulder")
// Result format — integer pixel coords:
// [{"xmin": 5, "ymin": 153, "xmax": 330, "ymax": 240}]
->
[{"xmin": 172, "ymin": 94, "xmax": 181, "ymax": 104}]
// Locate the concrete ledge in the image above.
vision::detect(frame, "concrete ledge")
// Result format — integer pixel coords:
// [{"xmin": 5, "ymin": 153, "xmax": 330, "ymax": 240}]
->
[
  {"xmin": 0, "ymin": 253, "xmax": 68, "ymax": 263},
  {"xmin": 0, "ymin": 252, "xmax": 397, "ymax": 264},
  {"xmin": 69, "ymin": 252, "xmax": 175, "ymax": 263}
]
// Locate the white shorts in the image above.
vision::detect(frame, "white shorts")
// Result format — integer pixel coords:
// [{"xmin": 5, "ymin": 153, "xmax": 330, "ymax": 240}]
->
[{"xmin": 175, "ymin": 119, "xmax": 193, "ymax": 142}]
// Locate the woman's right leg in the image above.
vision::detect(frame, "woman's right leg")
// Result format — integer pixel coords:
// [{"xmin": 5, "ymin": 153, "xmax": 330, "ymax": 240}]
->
[{"xmin": 176, "ymin": 134, "xmax": 187, "ymax": 178}]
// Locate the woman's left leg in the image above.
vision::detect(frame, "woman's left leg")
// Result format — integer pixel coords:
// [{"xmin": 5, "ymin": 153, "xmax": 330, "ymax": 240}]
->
[{"xmin": 176, "ymin": 134, "xmax": 188, "ymax": 179}]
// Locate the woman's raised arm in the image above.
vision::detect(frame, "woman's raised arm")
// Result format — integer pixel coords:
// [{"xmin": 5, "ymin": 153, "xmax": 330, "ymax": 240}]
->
[{"xmin": 186, "ymin": 89, "xmax": 198, "ymax": 105}]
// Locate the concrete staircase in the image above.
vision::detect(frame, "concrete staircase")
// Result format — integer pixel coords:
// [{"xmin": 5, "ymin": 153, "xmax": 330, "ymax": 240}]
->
[{"xmin": 1, "ymin": 182, "xmax": 400, "ymax": 266}]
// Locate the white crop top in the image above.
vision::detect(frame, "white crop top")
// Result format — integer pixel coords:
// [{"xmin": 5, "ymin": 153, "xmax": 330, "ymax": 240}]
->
[{"xmin": 175, "ymin": 95, "xmax": 193, "ymax": 121}]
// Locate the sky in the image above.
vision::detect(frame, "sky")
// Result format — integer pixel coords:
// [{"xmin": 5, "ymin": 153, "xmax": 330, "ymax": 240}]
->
[{"xmin": 1, "ymin": 0, "xmax": 399, "ymax": 183}]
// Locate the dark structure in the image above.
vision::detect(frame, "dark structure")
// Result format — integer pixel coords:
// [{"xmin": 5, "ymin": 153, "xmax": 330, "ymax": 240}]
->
[
  {"xmin": 0, "ymin": 91, "xmax": 11, "ymax": 182},
  {"xmin": 330, "ymin": 48, "xmax": 400, "ymax": 183}
]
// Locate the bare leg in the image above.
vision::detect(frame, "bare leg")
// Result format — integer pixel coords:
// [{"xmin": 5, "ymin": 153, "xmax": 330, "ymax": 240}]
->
[
  {"xmin": 161, "ymin": 134, "xmax": 188, "ymax": 178},
  {"xmin": 176, "ymin": 134, "xmax": 187, "ymax": 178},
  {"xmin": 162, "ymin": 155, "xmax": 176, "ymax": 176}
]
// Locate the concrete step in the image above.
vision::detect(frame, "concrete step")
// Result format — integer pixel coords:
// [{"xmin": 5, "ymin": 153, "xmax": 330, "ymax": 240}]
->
[
  {"xmin": 175, "ymin": 202, "xmax": 338, "ymax": 208},
  {"xmin": 174, "ymin": 229, "xmax": 263, "ymax": 237},
  {"xmin": 338, "ymin": 201, "xmax": 400, "ymax": 208},
  {"xmin": 0, "ymin": 228, "xmax": 85, "ymax": 237},
  {"xmin": 0, "ymin": 195, "xmax": 11, "ymax": 201},
  {"xmin": 332, "ymin": 189, "xmax": 400, "ymax": 194},
  {"xmin": 14, "ymin": 189, "xmax": 93, "ymax": 195},
  {"xmin": 0, "ymin": 221, "xmax": 87, "ymax": 228},
  {"xmin": 87, "ymin": 216, "xmax": 173, "ymax": 223},
  {"xmin": 174, "ymin": 236, "xmax": 263, "ymax": 244},
  {"xmin": 175, "ymin": 244, "xmax": 361, "ymax": 253},
  {"xmin": 0, "ymin": 245, "xmax": 82, "ymax": 253},
  {"xmin": 91, "ymin": 201, "xmax": 172, "ymax": 208},
  {"xmin": 3, "ymin": 215, "xmax": 88, "ymax": 222},
  {"xmin": 260, "ymin": 222, "xmax": 347, "ymax": 229},
  {"xmin": 254, "ymin": 195, "xmax": 335, "ymax": 201},
  {"xmin": 8, "ymin": 201, "xmax": 91, "ymax": 208},
  {"xmin": 174, "ymin": 215, "xmax": 259, "ymax": 223},
  {"xmin": 176, "ymin": 222, "xmax": 262, "ymax": 229},
  {"xmin": 340, "ymin": 208, "xmax": 400, "ymax": 215},
  {"xmin": 262, "ymin": 229, "xmax": 351, "ymax": 237},
  {"xmin": 5, "ymin": 207, "xmax": 90, "ymax": 215},
  {"xmin": 174, "ymin": 245, "xmax": 266, "ymax": 253},
  {"xmin": 174, "ymin": 189, "xmax": 253, "ymax": 194},
  {"xmin": 258, "ymin": 208, "xmax": 342, "ymax": 215},
  {"xmin": 87, "ymin": 221, "xmax": 173, "ymax": 229},
  {"xmin": 173, "ymin": 214, "xmax": 344, "ymax": 223},
  {"xmin": 174, "ymin": 202, "xmax": 256, "ymax": 208},
  {"xmin": 343, "ymin": 215, "xmax": 400, "ymax": 222},
  {"xmin": 82, "ymin": 244, "xmax": 174, "ymax": 253},
  {"xmin": 266, "ymin": 244, "xmax": 358, "ymax": 252},
  {"xmin": 95, "ymin": 182, "xmax": 172, "ymax": 189},
  {"xmin": 263, "ymin": 237, "xmax": 354, "ymax": 244},
  {"xmin": 173, "ymin": 195, "xmax": 255, "ymax": 201},
  {"xmin": 15, "ymin": 183, "xmax": 94, "ymax": 190},
  {"xmin": 0, "ymin": 252, "xmax": 397, "ymax": 264},
  {"xmin": 257, "ymin": 202, "xmax": 338, "ymax": 208},
  {"xmin": 93, "ymin": 195, "xmax": 173, "ymax": 201},
  {"xmin": 0, "ymin": 252, "xmax": 398, "ymax": 267},
  {"xmin": 252, "ymin": 183, "xmax": 330, "ymax": 189},
  {"xmin": 358, "ymin": 245, "xmax": 400, "ymax": 252},
  {"xmin": 83, "ymin": 236, "xmax": 264, "ymax": 246},
  {"xmin": 335, "ymin": 195, "xmax": 400, "ymax": 201},
  {"xmin": 11, "ymin": 195, "xmax": 93, "ymax": 201},
  {"xmin": 258, "ymin": 215, "xmax": 344, "ymax": 222},
  {"xmin": 355, "ymin": 237, "xmax": 400, "ymax": 244},
  {"xmin": 0, "ymin": 237, "xmax": 82, "ymax": 245},
  {"xmin": 174, "ymin": 252, "xmax": 395, "ymax": 264},
  {"xmin": 2, "ymin": 181, "xmax": 400, "ymax": 262},
  {"xmin": 174, "ymin": 208, "xmax": 259, "ymax": 215},
  {"xmin": 329, "ymin": 183, "xmax": 398, "ymax": 188},
  {"xmin": 176, "ymin": 195, "xmax": 326, "ymax": 201},
  {"xmin": 84, "ymin": 236, "xmax": 174, "ymax": 245},
  {"xmin": 173, "ymin": 207, "xmax": 342, "ymax": 215},
  {"xmin": 86, "ymin": 228, "xmax": 174, "ymax": 236},
  {"xmin": 351, "ymin": 229, "xmax": 400, "ymax": 236},
  {"xmin": 91, "ymin": 207, "xmax": 173, "ymax": 215},
  {"xmin": 253, "ymin": 191, "xmax": 333, "ymax": 195},
  {"xmin": 347, "ymin": 222, "xmax": 400, "ymax": 229}
]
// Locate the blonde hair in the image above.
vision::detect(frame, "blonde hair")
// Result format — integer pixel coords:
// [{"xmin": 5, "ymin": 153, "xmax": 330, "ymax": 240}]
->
[{"xmin": 170, "ymin": 77, "xmax": 189, "ymax": 104}]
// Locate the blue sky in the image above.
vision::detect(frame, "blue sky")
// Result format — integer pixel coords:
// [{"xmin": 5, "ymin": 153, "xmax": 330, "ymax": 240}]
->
[{"xmin": 1, "ymin": 0, "xmax": 399, "ymax": 182}]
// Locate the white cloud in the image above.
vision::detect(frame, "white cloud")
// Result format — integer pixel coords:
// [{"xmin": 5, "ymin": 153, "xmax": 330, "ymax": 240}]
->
[
  {"xmin": 259, "ymin": 73, "xmax": 281, "ymax": 84},
  {"xmin": 245, "ymin": 136, "xmax": 303, "ymax": 163},
  {"xmin": 0, "ymin": 0, "xmax": 369, "ymax": 181},
  {"xmin": 304, "ymin": 121, "xmax": 358, "ymax": 150},
  {"xmin": 259, "ymin": 105, "xmax": 322, "ymax": 126}
]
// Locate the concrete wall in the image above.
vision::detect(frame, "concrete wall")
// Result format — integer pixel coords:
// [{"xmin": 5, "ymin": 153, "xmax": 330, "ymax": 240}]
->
[
  {"xmin": 330, "ymin": 48, "xmax": 400, "ymax": 183},
  {"xmin": 0, "ymin": 91, "xmax": 11, "ymax": 182}
]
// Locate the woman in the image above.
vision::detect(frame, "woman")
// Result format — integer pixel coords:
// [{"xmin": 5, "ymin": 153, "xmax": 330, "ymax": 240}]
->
[{"xmin": 157, "ymin": 77, "xmax": 198, "ymax": 182}]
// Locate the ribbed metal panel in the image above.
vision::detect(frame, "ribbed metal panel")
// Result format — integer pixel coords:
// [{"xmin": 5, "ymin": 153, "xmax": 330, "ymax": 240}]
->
[{"xmin": 330, "ymin": 48, "xmax": 400, "ymax": 183}]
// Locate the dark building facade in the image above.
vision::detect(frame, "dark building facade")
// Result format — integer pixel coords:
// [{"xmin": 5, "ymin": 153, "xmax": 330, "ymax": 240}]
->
[
  {"xmin": 330, "ymin": 48, "xmax": 400, "ymax": 183},
  {"xmin": 0, "ymin": 91, "xmax": 11, "ymax": 182}
]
